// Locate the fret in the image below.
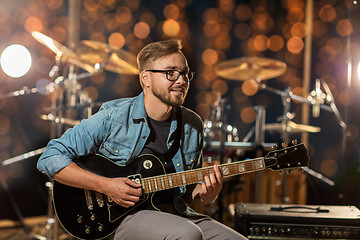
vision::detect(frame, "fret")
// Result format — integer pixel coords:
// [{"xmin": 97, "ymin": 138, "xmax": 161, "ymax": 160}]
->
[
  {"xmin": 196, "ymin": 171, "xmax": 203, "ymax": 181},
  {"xmin": 148, "ymin": 180, "xmax": 152, "ymax": 192},
  {"xmin": 160, "ymin": 177, "xmax": 165, "ymax": 189},
  {"xmin": 181, "ymin": 173, "xmax": 186, "ymax": 184},
  {"xmin": 154, "ymin": 177, "xmax": 158, "ymax": 190},
  {"xmin": 168, "ymin": 175, "xmax": 173, "ymax": 187}
]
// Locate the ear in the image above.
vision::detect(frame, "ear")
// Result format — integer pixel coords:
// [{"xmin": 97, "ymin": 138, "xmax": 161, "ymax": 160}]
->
[{"xmin": 140, "ymin": 71, "xmax": 150, "ymax": 88}]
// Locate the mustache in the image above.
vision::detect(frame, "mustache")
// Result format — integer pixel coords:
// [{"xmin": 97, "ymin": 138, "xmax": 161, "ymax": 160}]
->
[{"xmin": 170, "ymin": 86, "xmax": 188, "ymax": 92}]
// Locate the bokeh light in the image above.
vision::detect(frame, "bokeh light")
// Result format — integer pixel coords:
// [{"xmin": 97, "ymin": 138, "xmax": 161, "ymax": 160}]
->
[{"xmin": 0, "ymin": 44, "xmax": 32, "ymax": 78}]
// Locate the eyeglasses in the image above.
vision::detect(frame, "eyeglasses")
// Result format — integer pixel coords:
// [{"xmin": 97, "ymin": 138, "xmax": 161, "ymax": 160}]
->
[{"xmin": 145, "ymin": 69, "xmax": 194, "ymax": 82}]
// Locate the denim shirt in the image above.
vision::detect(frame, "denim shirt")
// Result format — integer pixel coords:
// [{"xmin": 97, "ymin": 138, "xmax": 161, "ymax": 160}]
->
[{"xmin": 37, "ymin": 92, "xmax": 204, "ymax": 195}]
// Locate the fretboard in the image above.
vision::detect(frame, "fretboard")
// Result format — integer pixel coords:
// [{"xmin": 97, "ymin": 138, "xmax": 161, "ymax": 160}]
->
[{"xmin": 142, "ymin": 157, "xmax": 265, "ymax": 194}]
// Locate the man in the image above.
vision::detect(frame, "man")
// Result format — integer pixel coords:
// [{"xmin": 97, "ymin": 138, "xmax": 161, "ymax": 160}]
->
[{"xmin": 37, "ymin": 39, "xmax": 246, "ymax": 239}]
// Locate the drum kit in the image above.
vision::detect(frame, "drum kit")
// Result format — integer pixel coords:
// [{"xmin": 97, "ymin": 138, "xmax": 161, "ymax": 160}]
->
[
  {"xmin": 203, "ymin": 56, "xmax": 322, "ymax": 155},
  {"xmin": 0, "ymin": 31, "xmax": 340, "ymax": 237}
]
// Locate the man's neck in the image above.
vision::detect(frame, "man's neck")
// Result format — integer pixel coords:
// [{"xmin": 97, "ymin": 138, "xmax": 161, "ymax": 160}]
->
[{"xmin": 144, "ymin": 95, "xmax": 173, "ymax": 121}]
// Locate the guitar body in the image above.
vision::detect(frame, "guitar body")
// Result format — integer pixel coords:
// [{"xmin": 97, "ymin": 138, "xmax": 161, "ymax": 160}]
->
[{"xmin": 53, "ymin": 154, "xmax": 169, "ymax": 240}]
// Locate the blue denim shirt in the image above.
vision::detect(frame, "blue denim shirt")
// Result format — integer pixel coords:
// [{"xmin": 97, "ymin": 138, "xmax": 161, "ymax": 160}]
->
[{"xmin": 37, "ymin": 92, "xmax": 204, "ymax": 195}]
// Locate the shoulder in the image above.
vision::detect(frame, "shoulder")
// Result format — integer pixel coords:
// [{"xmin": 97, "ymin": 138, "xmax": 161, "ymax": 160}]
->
[{"xmin": 101, "ymin": 96, "xmax": 136, "ymax": 110}]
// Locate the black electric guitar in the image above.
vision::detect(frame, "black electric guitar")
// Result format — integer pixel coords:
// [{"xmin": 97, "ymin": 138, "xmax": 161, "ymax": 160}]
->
[{"xmin": 53, "ymin": 143, "xmax": 309, "ymax": 240}]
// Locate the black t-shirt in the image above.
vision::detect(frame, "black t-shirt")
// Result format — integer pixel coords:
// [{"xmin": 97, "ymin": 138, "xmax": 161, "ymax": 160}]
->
[
  {"xmin": 140, "ymin": 115, "xmax": 179, "ymax": 208},
  {"xmin": 140, "ymin": 116, "xmax": 171, "ymax": 157}
]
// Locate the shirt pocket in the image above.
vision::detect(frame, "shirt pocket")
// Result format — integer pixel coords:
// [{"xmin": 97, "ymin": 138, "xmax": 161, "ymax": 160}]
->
[
  {"xmin": 182, "ymin": 151, "xmax": 200, "ymax": 170},
  {"xmin": 102, "ymin": 139, "xmax": 132, "ymax": 161}
]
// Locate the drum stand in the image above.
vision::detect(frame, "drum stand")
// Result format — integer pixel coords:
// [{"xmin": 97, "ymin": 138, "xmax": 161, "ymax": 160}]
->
[{"xmin": 257, "ymin": 81, "xmax": 336, "ymax": 203}]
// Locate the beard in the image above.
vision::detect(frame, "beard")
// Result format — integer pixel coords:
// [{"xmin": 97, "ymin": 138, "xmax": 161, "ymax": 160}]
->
[{"xmin": 152, "ymin": 85, "xmax": 188, "ymax": 108}]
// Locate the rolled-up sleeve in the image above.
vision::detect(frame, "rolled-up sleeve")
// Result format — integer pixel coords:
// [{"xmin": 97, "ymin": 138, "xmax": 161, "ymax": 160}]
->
[{"xmin": 37, "ymin": 107, "xmax": 107, "ymax": 178}]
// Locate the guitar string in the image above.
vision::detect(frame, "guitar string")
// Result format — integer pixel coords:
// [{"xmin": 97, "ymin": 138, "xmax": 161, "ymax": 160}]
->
[{"xmin": 142, "ymin": 158, "xmax": 265, "ymax": 194}]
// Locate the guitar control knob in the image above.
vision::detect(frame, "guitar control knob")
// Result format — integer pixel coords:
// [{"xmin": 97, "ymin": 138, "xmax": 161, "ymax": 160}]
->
[
  {"xmin": 98, "ymin": 223, "xmax": 104, "ymax": 232},
  {"xmin": 85, "ymin": 226, "xmax": 91, "ymax": 234},
  {"xmin": 77, "ymin": 215, "xmax": 83, "ymax": 224},
  {"xmin": 90, "ymin": 212, "xmax": 96, "ymax": 221}
]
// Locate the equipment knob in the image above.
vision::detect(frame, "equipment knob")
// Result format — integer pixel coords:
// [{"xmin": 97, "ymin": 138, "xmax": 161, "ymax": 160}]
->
[
  {"xmin": 77, "ymin": 215, "xmax": 83, "ymax": 224},
  {"xmin": 98, "ymin": 223, "xmax": 104, "ymax": 232},
  {"xmin": 85, "ymin": 226, "xmax": 91, "ymax": 234}
]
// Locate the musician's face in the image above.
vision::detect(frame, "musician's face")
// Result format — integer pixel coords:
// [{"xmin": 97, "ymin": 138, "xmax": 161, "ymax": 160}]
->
[{"xmin": 147, "ymin": 52, "xmax": 190, "ymax": 108}]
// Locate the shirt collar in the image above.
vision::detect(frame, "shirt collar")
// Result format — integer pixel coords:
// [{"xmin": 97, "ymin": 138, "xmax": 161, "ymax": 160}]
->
[{"xmin": 130, "ymin": 92, "xmax": 147, "ymax": 121}]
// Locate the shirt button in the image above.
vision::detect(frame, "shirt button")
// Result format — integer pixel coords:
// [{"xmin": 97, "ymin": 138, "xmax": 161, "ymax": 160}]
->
[
  {"xmin": 115, "ymin": 150, "xmax": 119, "ymax": 153},
  {"xmin": 142, "ymin": 136, "xmax": 146, "ymax": 139},
  {"xmin": 177, "ymin": 164, "xmax": 180, "ymax": 167}
]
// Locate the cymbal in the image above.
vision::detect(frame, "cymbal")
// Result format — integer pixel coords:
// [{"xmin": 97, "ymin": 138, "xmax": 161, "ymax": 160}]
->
[
  {"xmin": 215, "ymin": 57, "xmax": 287, "ymax": 81},
  {"xmin": 32, "ymin": 31, "xmax": 96, "ymax": 73},
  {"xmin": 81, "ymin": 40, "xmax": 139, "ymax": 75},
  {"xmin": 265, "ymin": 121, "xmax": 321, "ymax": 133}
]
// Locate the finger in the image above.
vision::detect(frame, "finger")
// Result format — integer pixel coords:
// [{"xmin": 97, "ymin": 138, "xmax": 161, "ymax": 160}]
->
[
  {"xmin": 201, "ymin": 182, "xmax": 208, "ymax": 195},
  {"xmin": 119, "ymin": 199, "xmax": 137, "ymax": 208},
  {"xmin": 124, "ymin": 185, "xmax": 143, "ymax": 197},
  {"xmin": 214, "ymin": 165, "xmax": 223, "ymax": 184},
  {"xmin": 125, "ymin": 178, "xmax": 142, "ymax": 188},
  {"xmin": 203, "ymin": 175, "xmax": 212, "ymax": 189},
  {"xmin": 114, "ymin": 194, "xmax": 140, "ymax": 207},
  {"xmin": 123, "ymin": 195, "xmax": 140, "ymax": 204},
  {"xmin": 209, "ymin": 172, "xmax": 218, "ymax": 187}
]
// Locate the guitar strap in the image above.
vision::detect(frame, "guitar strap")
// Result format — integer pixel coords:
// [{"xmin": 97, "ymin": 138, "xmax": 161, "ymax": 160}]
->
[{"xmin": 159, "ymin": 107, "xmax": 182, "ymax": 171}]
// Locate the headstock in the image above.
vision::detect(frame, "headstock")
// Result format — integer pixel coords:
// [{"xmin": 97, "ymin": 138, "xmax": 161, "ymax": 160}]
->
[{"xmin": 264, "ymin": 140, "xmax": 310, "ymax": 171}]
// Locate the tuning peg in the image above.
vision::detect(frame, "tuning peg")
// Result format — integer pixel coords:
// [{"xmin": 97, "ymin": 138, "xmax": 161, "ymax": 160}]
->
[
  {"xmin": 297, "ymin": 167, "xmax": 304, "ymax": 173},
  {"xmin": 292, "ymin": 139, "xmax": 298, "ymax": 145},
  {"xmin": 287, "ymin": 169, "xmax": 293, "ymax": 174},
  {"xmin": 281, "ymin": 142, "xmax": 288, "ymax": 148},
  {"xmin": 278, "ymin": 170, "xmax": 284, "ymax": 175}
]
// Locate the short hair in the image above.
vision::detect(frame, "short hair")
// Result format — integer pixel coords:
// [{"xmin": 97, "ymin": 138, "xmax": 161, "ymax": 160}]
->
[{"xmin": 137, "ymin": 39, "xmax": 183, "ymax": 73}]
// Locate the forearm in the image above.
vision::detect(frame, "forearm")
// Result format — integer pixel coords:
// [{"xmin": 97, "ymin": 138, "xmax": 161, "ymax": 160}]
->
[{"xmin": 53, "ymin": 162, "xmax": 109, "ymax": 194}]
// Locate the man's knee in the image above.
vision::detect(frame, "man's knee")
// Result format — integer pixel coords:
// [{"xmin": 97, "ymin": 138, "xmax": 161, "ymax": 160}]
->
[{"xmin": 168, "ymin": 222, "xmax": 203, "ymax": 240}]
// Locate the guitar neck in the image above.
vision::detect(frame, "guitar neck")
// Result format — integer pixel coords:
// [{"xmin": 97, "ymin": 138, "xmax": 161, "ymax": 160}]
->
[{"xmin": 142, "ymin": 157, "xmax": 265, "ymax": 194}]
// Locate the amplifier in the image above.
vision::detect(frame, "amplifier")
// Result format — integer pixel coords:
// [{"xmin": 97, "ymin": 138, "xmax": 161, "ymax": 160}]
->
[{"xmin": 234, "ymin": 203, "xmax": 360, "ymax": 239}]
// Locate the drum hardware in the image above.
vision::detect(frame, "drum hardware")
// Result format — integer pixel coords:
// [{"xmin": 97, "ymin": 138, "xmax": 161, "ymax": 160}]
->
[
  {"xmin": 256, "ymin": 81, "xmax": 339, "ymax": 202},
  {"xmin": 42, "ymin": 101, "xmax": 103, "ymax": 112},
  {"xmin": 0, "ymin": 178, "xmax": 33, "ymax": 238},
  {"xmin": 1, "ymin": 148, "xmax": 47, "ymax": 240},
  {"xmin": 0, "ymin": 86, "xmax": 40, "ymax": 100},
  {"xmin": 319, "ymin": 78, "xmax": 347, "ymax": 130},
  {"xmin": 214, "ymin": 57, "xmax": 287, "ymax": 81},
  {"xmin": 80, "ymin": 40, "xmax": 139, "ymax": 75},
  {"xmin": 1, "ymin": 148, "xmax": 46, "ymax": 167},
  {"xmin": 214, "ymin": 56, "xmax": 334, "ymax": 202},
  {"xmin": 31, "ymin": 30, "xmax": 100, "ymax": 239},
  {"xmin": 32, "ymin": 31, "xmax": 97, "ymax": 74},
  {"xmin": 265, "ymin": 121, "xmax": 321, "ymax": 133},
  {"xmin": 41, "ymin": 114, "xmax": 81, "ymax": 126}
]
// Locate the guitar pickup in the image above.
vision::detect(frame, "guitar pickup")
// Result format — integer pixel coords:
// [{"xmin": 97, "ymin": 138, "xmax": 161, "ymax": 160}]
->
[
  {"xmin": 128, "ymin": 174, "xmax": 146, "ymax": 200},
  {"xmin": 128, "ymin": 174, "xmax": 142, "ymax": 184}
]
